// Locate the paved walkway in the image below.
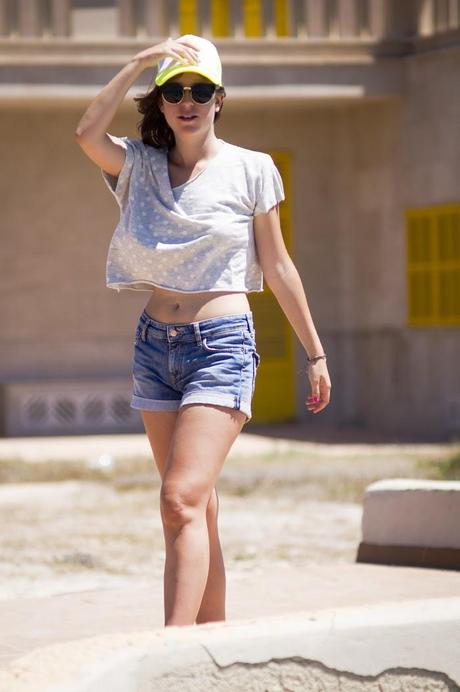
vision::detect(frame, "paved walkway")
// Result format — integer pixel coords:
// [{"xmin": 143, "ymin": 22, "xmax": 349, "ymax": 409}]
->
[
  {"xmin": 1, "ymin": 427, "xmax": 459, "ymax": 685},
  {"xmin": 0, "ymin": 427, "xmax": 453, "ymax": 465},
  {"xmin": 1, "ymin": 561, "xmax": 460, "ymax": 668}
]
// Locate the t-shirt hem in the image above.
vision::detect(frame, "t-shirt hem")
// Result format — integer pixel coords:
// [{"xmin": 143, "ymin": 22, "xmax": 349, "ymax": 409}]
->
[{"xmin": 107, "ymin": 280, "xmax": 264, "ymax": 294}]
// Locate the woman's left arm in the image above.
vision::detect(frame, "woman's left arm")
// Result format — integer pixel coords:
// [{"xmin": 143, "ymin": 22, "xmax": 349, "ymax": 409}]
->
[{"xmin": 253, "ymin": 205, "xmax": 331, "ymax": 414}]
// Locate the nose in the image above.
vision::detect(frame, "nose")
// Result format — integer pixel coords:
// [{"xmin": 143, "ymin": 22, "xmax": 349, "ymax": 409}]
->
[{"xmin": 182, "ymin": 89, "xmax": 194, "ymax": 102}]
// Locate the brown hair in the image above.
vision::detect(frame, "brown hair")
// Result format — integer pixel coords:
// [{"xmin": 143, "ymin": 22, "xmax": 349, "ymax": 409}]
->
[{"xmin": 133, "ymin": 83, "xmax": 226, "ymax": 151}]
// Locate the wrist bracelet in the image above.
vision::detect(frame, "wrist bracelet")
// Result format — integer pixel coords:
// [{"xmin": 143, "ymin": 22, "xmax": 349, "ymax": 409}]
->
[{"xmin": 306, "ymin": 354, "xmax": 327, "ymax": 364}]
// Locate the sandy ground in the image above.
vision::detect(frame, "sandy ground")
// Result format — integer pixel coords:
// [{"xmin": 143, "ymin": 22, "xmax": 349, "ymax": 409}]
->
[{"xmin": 0, "ymin": 433, "xmax": 457, "ymax": 602}]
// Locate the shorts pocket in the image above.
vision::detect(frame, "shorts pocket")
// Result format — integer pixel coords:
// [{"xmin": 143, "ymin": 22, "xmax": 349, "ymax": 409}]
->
[{"xmin": 201, "ymin": 329, "xmax": 244, "ymax": 354}]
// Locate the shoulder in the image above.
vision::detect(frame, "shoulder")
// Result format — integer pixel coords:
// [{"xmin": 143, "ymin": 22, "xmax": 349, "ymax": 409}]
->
[
  {"xmin": 223, "ymin": 141, "xmax": 270, "ymax": 163},
  {"xmin": 222, "ymin": 142, "xmax": 273, "ymax": 181},
  {"xmin": 114, "ymin": 136, "xmax": 166, "ymax": 160}
]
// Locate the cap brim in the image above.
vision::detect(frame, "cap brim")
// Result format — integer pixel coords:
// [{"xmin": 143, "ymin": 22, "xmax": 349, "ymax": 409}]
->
[{"xmin": 155, "ymin": 65, "xmax": 221, "ymax": 87}]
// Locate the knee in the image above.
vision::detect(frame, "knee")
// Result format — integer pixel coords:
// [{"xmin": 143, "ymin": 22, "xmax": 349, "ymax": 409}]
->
[{"xmin": 160, "ymin": 483, "xmax": 202, "ymax": 530}]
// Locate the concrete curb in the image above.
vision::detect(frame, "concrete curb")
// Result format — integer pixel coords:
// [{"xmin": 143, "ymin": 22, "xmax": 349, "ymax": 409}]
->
[
  {"xmin": 1, "ymin": 598, "xmax": 459, "ymax": 692},
  {"xmin": 357, "ymin": 478, "xmax": 460, "ymax": 570}
]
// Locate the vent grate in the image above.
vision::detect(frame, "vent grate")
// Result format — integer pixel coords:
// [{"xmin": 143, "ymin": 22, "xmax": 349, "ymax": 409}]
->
[{"xmin": 1, "ymin": 379, "xmax": 142, "ymax": 436}]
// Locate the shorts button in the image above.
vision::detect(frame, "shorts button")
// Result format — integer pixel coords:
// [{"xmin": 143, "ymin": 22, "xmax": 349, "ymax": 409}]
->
[{"xmin": 170, "ymin": 328, "xmax": 178, "ymax": 336}]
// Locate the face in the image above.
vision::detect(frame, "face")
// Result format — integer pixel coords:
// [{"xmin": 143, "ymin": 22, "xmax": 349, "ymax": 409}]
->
[{"xmin": 158, "ymin": 72, "xmax": 224, "ymax": 135}]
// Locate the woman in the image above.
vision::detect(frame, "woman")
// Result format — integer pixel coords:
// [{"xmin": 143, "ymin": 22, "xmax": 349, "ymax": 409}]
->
[{"xmin": 75, "ymin": 35, "xmax": 331, "ymax": 628}]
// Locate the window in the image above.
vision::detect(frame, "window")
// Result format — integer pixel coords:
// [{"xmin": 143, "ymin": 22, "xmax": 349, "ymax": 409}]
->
[{"xmin": 406, "ymin": 203, "xmax": 460, "ymax": 326}]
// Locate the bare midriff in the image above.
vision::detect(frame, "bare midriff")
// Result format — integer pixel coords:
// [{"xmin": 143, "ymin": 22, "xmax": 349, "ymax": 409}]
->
[{"xmin": 144, "ymin": 286, "xmax": 251, "ymax": 324}]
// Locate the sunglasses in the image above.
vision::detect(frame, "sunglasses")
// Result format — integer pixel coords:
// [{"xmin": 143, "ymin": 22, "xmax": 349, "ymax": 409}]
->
[{"xmin": 160, "ymin": 82, "xmax": 217, "ymax": 104}]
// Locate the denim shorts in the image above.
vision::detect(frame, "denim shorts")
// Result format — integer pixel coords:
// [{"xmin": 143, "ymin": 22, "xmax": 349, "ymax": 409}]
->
[{"xmin": 130, "ymin": 310, "xmax": 261, "ymax": 421}]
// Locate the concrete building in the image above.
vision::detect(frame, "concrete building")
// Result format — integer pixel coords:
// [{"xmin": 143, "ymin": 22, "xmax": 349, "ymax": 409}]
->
[{"xmin": 1, "ymin": 0, "xmax": 459, "ymax": 439}]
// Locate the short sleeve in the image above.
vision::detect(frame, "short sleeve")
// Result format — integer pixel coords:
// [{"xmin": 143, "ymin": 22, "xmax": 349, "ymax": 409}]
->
[
  {"xmin": 253, "ymin": 154, "xmax": 285, "ymax": 216},
  {"xmin": 100, "ymin": 135, "xmax": 139, "ymax": 207}
]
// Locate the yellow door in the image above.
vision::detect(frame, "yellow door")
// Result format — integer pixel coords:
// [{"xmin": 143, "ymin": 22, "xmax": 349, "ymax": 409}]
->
[{"xmin": 249, "ymin": 151, "xmax": 296, "ymax": 422}]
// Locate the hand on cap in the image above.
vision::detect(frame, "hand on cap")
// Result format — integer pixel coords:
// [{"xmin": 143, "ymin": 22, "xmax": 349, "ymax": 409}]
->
[{"xmin": 132, "ymin": 38, "xmax": 200, "ymax": 70}]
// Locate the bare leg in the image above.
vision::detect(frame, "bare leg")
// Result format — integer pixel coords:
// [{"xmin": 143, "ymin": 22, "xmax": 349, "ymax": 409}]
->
[
  {"xmin": 195, "ymin": 486, "xmax": 226, "ymax": 624},
  {"xmin": 159, "ymin": 403, "xmax": 246, "ymax": 626},
  {"xmin": 141, "ymin": 406, "xmax": 242, "ymax": 626}
]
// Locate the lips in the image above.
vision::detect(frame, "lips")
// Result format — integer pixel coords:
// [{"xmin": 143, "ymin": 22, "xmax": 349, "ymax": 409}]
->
[{"xmin": 178, "ymin": 115, "xmax": 197, "ymax": 120}]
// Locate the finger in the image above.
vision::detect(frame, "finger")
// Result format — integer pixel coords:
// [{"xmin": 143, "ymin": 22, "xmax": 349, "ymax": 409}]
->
[
  {"xmin": 176, "ymin": 40, "xmax": 200, "ymax": 54},
  {"xmin": 177, "ymin": 47, "xmax": 199, "ymax": 63},
  {"xmin": 179, "ymin": 40, "xmax": 201, "ymax": 50},
  {"xmin": 170, "ymin": 48, "xmax": 195, "ymax": 63}
]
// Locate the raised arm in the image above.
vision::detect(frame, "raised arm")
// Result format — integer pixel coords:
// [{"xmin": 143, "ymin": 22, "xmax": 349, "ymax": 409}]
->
[{"xmin": 74, "ymin": 38, "xmax": 200, "ymax": 176}]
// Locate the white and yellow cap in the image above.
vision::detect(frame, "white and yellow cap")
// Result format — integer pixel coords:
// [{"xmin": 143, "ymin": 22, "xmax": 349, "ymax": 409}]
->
[{"xmin": 154, "ymin": 34, "xmax": 223, "ymax": 87}]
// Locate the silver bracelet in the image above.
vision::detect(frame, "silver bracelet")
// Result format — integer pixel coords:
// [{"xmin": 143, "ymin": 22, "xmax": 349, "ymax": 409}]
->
[{"xmin": 306, "ymin": 354, "xmax": 327, "ymax": 365}]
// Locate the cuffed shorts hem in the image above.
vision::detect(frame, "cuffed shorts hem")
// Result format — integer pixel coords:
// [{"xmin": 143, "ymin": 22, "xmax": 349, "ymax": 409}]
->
[
  {"xmin": 131, "ymin": 393, "xmax": 252, "ymax": 420},
  {"xmin": 130, "ymin": 395, "xmax": 180, "ymax": 411},
  {"xmin": 180, "ymin": 392, "xmax": 252, "ymax": 421}
]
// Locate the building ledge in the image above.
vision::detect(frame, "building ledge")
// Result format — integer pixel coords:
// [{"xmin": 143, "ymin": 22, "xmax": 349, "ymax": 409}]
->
[
  {"xmin": 0, "ymin": 82, "xmax": 370, "ymax": 105},
  {"xmin": 0, "ymin": 31, "xmax": 458, "ymax": 67}
]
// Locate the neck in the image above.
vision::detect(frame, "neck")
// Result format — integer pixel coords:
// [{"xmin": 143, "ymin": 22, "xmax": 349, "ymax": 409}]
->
[{"xmin": 169, "ymin": 132, "xmax": 221, "ymax": 167}]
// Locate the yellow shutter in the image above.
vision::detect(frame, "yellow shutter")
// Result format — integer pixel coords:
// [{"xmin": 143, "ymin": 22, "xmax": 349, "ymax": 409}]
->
[
  {"xmin": 211, "ymin": 0, "xmax": 230, "ymax": 36},
  {"xmin": 249, "ymin": 150, "xmax": 296, "ymax": 422},
  {"xmin": 406, "ymin": 203, "xmax": 460, "ymax": 326},
  {"xmin": 179, "ymin": 0, "xmax": 198, "ymax": 35},
  {"xmin": 244, "ymin": 0, "xmax": 262, "ymax": 37},
  {"xmin": 180, "ymin": 1, "xmax": 289, "ymax": 38},
  {"xmin": 275, "ymin": 0, "xmax": 289, "ymax": 36}
]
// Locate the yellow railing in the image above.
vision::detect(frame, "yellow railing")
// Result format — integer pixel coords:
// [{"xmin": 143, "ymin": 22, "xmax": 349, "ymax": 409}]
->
[{"xmin": 1, "ymin": 0, "xmax": 459, "ymax": 40}]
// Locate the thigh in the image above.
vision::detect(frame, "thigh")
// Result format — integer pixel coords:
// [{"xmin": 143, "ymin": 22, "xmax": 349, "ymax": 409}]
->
[
  {"xmin": 141, "ymin": 410, "xmax": 178, "ymax": 480},
  {"xmin": 162, "ymin": 403, "xmax": 246, "ymax": 506}
]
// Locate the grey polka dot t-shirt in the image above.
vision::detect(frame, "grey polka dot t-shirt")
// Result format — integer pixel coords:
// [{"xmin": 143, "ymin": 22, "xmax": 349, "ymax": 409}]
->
[{"xmin": 100, "ymin": 136, "xmax": 285, "ymax": 293}]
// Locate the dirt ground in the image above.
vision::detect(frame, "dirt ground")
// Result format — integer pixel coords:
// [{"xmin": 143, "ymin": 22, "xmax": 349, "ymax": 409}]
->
[{"xmin": 0, "ymin": 435, "xmax": 457, "ymax": 602}]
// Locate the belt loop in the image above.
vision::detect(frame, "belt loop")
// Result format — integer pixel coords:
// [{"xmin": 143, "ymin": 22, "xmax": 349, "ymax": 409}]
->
[
  {"xmin": 141, "ymin": 321, "xmax": 149, "ymax": 342},
  {"xmin": 245, "ymin": 313, "xmax": 252, "ymax": 333},
  {"xmin": 193, "ymin": 322, "xmax": 202, "ymax": 345}
]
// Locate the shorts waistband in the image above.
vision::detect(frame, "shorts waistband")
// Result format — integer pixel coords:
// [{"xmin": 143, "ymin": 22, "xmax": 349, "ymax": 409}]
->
[{"xmin": 138, "ymin": 310, "xmax": 254, "ymax": 343}]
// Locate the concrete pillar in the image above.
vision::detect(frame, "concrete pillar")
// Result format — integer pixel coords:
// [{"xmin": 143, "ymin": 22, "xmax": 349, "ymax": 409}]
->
[
  {"xmin": 229, "ymin": 0, "xmax": 245, "ymax": 38},
  {"xmin": 51, "ymin": 0, "xmax": 71, "ymax": 37},
  {"xmin": 0, "ymin": 0, "xmax": 8, "ymax": 37},
  {"xmin": 338, "ymin": 0, "xmax": 360, "ymax": 37},
  {"xmin": 199, "ymin": 0, "xmax": 212, "ymax": 38},
  {"xmin": 145, "ymin": 0, "xmax": 168, "ymax": 37},
  {"xmin": 117, "ymin": 0, "xmax": 136, "ymax": 37},
  {"xmin": 305, "ymin": 0, "xmax": 328, "ymax": 37},
  {"xmin": 419, "ymin": 0, "xmax": 434, "ymax": 35},
  {"xmin": 18, "ymin": 0, "xmax": 40, "ymax": 37},
  {"xmin": 261, "ymin": 0, "xmax": 276, "ymax": 38}
]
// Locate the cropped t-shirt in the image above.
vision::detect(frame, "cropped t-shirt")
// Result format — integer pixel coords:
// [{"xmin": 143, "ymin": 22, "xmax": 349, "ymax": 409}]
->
[{"xmin": 100, "ymin": 136, "xmax": 285, "ymax": 293}]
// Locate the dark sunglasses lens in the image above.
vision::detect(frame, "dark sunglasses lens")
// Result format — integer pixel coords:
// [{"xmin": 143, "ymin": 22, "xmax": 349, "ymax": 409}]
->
[
  {"xmin": 161, "ymin": 83, "xmax": 216, "ymax": 104},
  {"xmin": 161, "ymin": 85, "xmax": 183, "ymax": 103},
  {"xmin": 191, "ymin": 84, "xmax": 215, "ymax": 103}
]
